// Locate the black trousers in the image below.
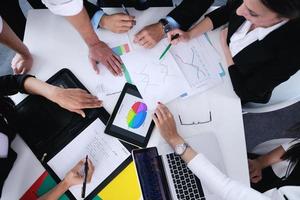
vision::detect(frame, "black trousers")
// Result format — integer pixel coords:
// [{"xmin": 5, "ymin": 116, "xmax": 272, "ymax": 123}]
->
[{"xmin": 0, "ymin": 0, "xmax": 46, "ymax": 40}]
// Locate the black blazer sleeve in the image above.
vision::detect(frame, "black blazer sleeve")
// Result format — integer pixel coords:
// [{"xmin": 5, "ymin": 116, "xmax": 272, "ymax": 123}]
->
[
  {"xmin": 83, "ymin": 0, "xmax": 101, "ymax": 19},
  {"xmin": 205, "ymin": 0, "xmax": 242, "ymax": 29},
  {"xmin": 167, "ymin": 0, "xmax": 214, "ymax": 31},
  {"xmin": 0, "ymin": 148, "xmax": 17, "ymax": 198},
  {"xmin": 228, "ymin": 48, "xmax": 300, "ymax": 104},
  {"xmin": 0, "ymin": 74, "xmax": 34, "ymax": 96}
]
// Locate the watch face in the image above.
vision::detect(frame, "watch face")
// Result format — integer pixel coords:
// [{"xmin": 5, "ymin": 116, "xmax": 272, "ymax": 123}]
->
[
  {"xmin": 175, "ymin": 144, "xmax": 186, "ymax": 155},
  {"xmin": 164, "ymin": 24, "xmax": 171, "ymax": 33},
  {"xmin": 159, "ymin": 18, "xmax": 171, "ymax": 34}
]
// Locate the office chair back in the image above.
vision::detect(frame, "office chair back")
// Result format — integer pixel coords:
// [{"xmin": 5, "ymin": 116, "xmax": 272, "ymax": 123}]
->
[{"xmin": 243, "ymin": 70, "xmax": 300, "ymax": 113}]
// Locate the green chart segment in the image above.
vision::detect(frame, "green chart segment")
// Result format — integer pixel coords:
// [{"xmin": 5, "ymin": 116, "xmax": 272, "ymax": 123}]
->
[
  {"xmin": 92, "ymin": 195, "xmax": 103, "ymax": 200},
  {"xmin": 111, "ymin": 43, "xmax": 132, "ymax": 84}
]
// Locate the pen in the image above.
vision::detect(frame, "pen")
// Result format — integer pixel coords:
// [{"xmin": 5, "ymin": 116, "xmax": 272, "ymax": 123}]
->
[
  {"xmin": 122, "ymin": 3, "xmax": 130, "ymax": 15},
  {"xmin": 159, "ymin": 34, "xmax": 180, "ymax": 60},
  {"xmin": 81, "ymin": 155, "xmax": 89, "ymax": 198}
]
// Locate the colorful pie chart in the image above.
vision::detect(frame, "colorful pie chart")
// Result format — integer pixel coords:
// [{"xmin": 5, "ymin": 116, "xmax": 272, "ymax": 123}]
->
[{"xmin": 127, "ymin": 102, "xmax": 147, "ymax": 129}]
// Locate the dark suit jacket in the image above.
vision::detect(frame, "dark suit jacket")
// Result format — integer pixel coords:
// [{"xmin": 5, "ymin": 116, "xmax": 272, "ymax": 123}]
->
[
  {"xmin": 0, "ymin": 74, "xmax": 33, "ymax": 197},
  {"xmin": 206, "ymin": 0, "xmax": 300, "ymax": 104},
  {"xmin": 168, "ymin": 0, "xmax": 213, "ymax": 31}
]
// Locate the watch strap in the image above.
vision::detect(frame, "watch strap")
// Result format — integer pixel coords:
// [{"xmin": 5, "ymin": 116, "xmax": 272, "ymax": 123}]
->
[
  {"xmin": 159, "ymin": 18, "xmax": 171, "ymax": 34},
  {"xmin": 175, "ymin": 142, "xmax": 189, "ymax": 156}
]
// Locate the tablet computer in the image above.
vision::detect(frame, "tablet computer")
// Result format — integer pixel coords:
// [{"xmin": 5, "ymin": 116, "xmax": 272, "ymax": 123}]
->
[{"xmin": 105, "ymin": 83, "xmax": 155, "ymax": 147}]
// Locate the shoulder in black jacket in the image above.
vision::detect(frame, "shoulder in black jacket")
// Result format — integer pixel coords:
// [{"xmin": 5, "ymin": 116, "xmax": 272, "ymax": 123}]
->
[
  {"xmin": 206, "ymin": 0, "xmax": 300, "ymax": 104},
  {"xmin": 168, "ymin": 0, "xmax": 214, "ymax": 31},
  {"xmin": 0, "ymin": 74, "xmax": 32, "ymax": 197}
]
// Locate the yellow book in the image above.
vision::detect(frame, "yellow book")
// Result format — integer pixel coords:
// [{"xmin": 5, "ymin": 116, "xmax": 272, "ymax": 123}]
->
[{"xmin": 98, "ymin": 161, "xmax": 141, "ymax": 200}]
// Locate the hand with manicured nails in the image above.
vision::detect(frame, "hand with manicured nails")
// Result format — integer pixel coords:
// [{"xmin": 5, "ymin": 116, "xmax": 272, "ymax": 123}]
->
[{"xmin": 152, "ymin": 103, "xmax": 184, "ymax": 148}]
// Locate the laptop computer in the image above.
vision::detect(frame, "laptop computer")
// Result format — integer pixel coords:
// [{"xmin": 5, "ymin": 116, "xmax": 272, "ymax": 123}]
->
[{"xmin": 132, "ymin": 132, "xmax": 226, "ymax": 200}]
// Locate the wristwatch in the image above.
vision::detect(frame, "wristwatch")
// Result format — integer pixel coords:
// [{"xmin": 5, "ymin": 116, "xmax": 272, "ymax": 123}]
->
[
  {"xmin": 159, "ymin": 18, "xmax": 172, "ymax": 34},
  {"xmin": 174, "ymin": 143, "xmax": 189, "ymax": 156}
]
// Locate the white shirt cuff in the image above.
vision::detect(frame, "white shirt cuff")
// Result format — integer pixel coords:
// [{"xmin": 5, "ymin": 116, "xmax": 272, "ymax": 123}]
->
[
  {"xmin": 165, "ymin": 16, "xmax": 180, "ymax": 29},
  {"xmin": 0, "ymin": 132, "xmax": 9, "ymax": 158},
  {"xmin": 0, "ymin": 16, "xmax": 3, "ymax": 33},
  {"xmin": 42, "ymin": 0, "xmax": 83, "ymax": 16},
  {"xmin": 282, "ymin": 139, "xmax": 299, "ymax": 151}
]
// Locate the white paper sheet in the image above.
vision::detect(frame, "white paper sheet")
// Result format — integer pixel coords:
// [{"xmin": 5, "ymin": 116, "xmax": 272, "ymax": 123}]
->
[
  {"xmin": 170, "ymin": 35, "xmax": 223, "ymax": 97},
  {"xmin": 121, "ymin": 39, "xmax": 189, "ymax": 109},
  {"xmin": 47, "ymin": 119, "xmax": 130, "ymax": 199},
  {"xmin": 93, "ymin": 66, "xmax": 126, "ymax": 99}
]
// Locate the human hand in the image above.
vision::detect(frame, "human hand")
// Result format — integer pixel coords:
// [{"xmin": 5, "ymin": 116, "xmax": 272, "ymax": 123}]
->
[
  {"xmin": 88, "ymin": 41, "xmax": 123, "ymax": 76},
  {"xmin": 220, "ymin": 28, "xmax": 229, "ymax": 50},
  {"xmin": 133, "ymin": 23, "xmax": 164, "ymax": 48},
  {"xmin": 248, "ymin": 159, "xmax": 263, "ymax": 183},
  {"xmin": 11, "ymin": 52, "xmax": 33, "ymax": 74},
  {"xmin": 152, "ymin": 103, "xmax": 184, "ymax": 148},
  {"xmin": 220, "ymin": 28, "xmax": 234, "ymax": 66},
  {"xmin": 52, "ymin": 87, "xmax": 102, "ymax": 117},
  {"xmin": 100, "ymin": 13, "xmax": 135, "ymax": 33},
  {"xmin": 167, "ymin": 29, "xmax": 191, "ymax": 45},
  {"xmin": 63, "ymin": 158, "xmax": 95, "ymax": 187}
]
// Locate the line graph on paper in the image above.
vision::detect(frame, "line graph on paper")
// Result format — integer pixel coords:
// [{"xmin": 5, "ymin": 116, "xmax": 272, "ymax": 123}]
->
[
  {"xmin": 134, "ymin": 60, "xmax": 180, "ymax": 93},
  {"xmin": 170, "ymin": 35, "xmax": 223, "ymax": 96},
  {"xmin": 95, "ymin": 83, "xmax": 122, "ymax": 98},
  {"xmin": 174, "ymin": 46, "xmax": 210, "ymax": 88},
  {"xmin": 120, "ymin": 40, "xmax": 190, "ymax": 109}
]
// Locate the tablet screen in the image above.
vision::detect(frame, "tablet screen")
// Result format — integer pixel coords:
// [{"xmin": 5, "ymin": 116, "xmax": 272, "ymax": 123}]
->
[{"xmin": 105, "ymin": 83, "xmax": 155, "ymax": 147}]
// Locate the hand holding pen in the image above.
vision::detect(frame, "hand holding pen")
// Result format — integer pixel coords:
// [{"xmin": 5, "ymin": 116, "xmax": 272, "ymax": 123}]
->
[
  {"xmin": 167, "ymin": 29, "xmax": 191, "ymax": 45},
  {"xmin": 99, "ymin": 4, "xmax": 135, "ymax": 33},
  {"xmin": 60, "ymin": 158, "xmax": 94, "ymax": 194}
]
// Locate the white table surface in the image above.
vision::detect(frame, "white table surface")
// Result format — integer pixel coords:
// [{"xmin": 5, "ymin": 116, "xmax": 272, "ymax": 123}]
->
[{"xmin": 1, "ymin": 7, "xmax": 249, "ymax": 200}]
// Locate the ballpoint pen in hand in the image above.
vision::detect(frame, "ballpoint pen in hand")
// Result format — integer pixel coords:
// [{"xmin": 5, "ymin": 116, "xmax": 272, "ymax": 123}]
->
[
  {"xmin": 159, "ymin": 33, "xmax": 180, "ymax": 60},
  {"xmin": 122, "ymin": 3, "xmax": 130, "ymax": 15},
  {"xmin": 81, "ymin": 155, "xmax": 89, "ymax": 198}
]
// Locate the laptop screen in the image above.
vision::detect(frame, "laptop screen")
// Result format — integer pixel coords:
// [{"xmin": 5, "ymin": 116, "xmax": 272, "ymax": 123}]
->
[{"xmin": 132, "ymin": 147, "xmax": 172, "ymax": 200}]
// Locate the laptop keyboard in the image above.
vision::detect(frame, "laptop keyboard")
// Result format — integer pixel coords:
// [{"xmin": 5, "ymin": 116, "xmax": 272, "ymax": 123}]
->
[{"xmin": 167, "ymin": 153, "xmax": 205, "ymax": 200}]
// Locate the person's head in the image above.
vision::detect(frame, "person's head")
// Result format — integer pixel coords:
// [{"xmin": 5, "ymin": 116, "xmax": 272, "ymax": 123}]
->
[{"xmin": 236, "ymin": 0, "xmax": 300, "ymax": 27}]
